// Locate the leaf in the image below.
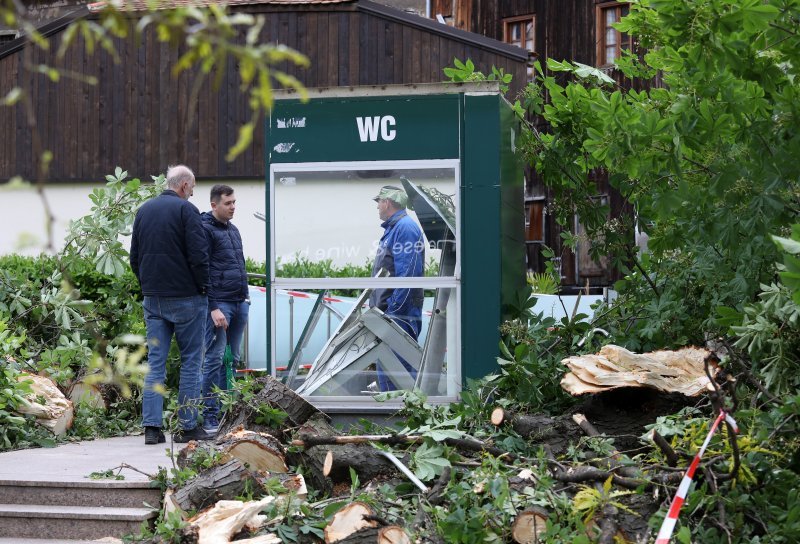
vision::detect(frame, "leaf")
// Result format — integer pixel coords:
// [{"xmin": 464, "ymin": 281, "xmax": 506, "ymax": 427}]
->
[
  {"xmin": 773, "ymin": 235, "xmax": 800, "ymax": 255},
  {"xmin": 1, "ymin": 87, "xmax": 22, "ymax": 106}
]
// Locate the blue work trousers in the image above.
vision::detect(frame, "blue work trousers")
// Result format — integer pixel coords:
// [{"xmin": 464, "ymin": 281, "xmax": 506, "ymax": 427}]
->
[
  {"xmin": 377, "ymin": 314, "xmax": 420, "ymax": 392},
  {"xmin": 141, "ymin": 295, "xmax": 207, "ymax": 430},
  {"xmin": 201, "ymin": 300, "xmax": 249, "ymax": 419}
]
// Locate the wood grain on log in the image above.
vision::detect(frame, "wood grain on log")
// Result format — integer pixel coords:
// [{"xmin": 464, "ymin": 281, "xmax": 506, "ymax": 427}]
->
[
  {"xmin": 68, "ymin": 379, "xmax": 106, "ymax": 410},
  {"xmin": 324, "ymin": 502, "xmax": 378, "ymax": 543},
  {"xmin": 15, "ymin": 373, "xmax": 73, "ymax": 435},
  {"xmin": 217, "ymin": 429, "xmax": 288, "ymax": 473},
  {"xmin": 511, "ymin": 508, "xmax": 548, "ymax": 544},
  {"xmin": 561, "ymin": 345, "xmax": 718, "ymax": 397},
  {"xmin": 187, "ymin": 497, "xmax": 276, "ymax": 544}
]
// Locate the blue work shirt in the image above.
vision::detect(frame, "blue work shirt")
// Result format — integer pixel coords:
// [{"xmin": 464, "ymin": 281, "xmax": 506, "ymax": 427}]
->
[{"xmin": 369, "ymin": 210, "xmax": 425, "ymax": 338}]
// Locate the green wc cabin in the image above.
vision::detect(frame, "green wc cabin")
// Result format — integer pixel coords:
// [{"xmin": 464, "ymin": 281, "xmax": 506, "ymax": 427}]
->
[{"xmin": 263, "ymin": 81, "xmax": 525, "ymax": 412}]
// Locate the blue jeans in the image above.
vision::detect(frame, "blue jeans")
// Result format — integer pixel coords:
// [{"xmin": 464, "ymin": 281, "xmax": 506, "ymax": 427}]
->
[
  {"xmin": 201, "ymin": 300, "xmax": 249, "ymax": 420},
  {"xmin": 142, "ymin": 295, "xmax": 207, "ymax": 430}
]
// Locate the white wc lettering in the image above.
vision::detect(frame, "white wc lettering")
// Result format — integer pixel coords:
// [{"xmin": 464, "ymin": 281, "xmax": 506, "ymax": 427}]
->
[{"xmin": 356, "ymin": 115, "xmax": 396, "ymax": 142}]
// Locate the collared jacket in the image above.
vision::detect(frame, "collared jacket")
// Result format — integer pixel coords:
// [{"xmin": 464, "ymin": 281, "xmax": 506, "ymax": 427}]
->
[
  {"xmin": 369, "ymin": 210, "xmax": 425, "ymax": 338},
  {"xmin": 130, "ymin": 190, "xmax": 209, "ymax": 296},
  {"xmin": 201, "ymin": 211, "xmax": 248, "ymax": 312}
]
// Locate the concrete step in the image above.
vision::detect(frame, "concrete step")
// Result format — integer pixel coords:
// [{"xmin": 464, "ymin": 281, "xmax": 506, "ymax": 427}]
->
[
  {"xmin": 0, "ymin": 479, "xmax": 162, "ymax": 508},
  {"xmin": 0, "ymin": 503, "xmax": 155, "ymax": 540}
]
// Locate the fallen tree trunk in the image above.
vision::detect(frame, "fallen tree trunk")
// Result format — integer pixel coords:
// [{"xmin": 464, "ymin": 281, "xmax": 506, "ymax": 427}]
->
[
  {"xmin": 169, "ymin": 459, "xmax": 267, "ymax": 513},
  {"xmin": 490, "ymin": 408, "xmax": 583, "ymax": 456},
  {"xmin": 219, "ymin": 375, "xmax": 327, "ymax": 438}
]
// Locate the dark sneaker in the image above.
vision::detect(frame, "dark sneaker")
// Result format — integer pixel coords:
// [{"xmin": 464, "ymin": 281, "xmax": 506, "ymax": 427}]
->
[
  {"xmin": 202, "ymin": 415, "xmax": 220, "ymax": 435},
  {"xmin": 144, "ymin": 426, "xmax": 165, "ymax": 445},
  {"xmin": 173, "ymin": 426, "xmax": 214, "ymax": 443}
]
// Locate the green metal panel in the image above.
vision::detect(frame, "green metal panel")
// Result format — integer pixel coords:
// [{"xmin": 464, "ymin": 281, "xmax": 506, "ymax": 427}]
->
[
  {"xmin": 499, "ymin": 101, "xmax": 527, "ymax": 320},
  {"xmin": 461, "ymin": 94, "xmax": 503, "ymax": 382},
  {"xmin": 268, "ymin": 95, "xmax": 460, "ymax": 163}
]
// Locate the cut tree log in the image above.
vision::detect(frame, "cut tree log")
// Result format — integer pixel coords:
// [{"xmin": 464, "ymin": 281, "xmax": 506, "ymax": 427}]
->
[
  {"xmin": 334, "ymin": 526, "xmax": 410, "ymax": 544},
  {"xmin": 324, "ymin": 502, "xmax": 379, "ymax": 543},
  {"xmin": 67, "ymin": 378, "xmax": 106, "ymax": 410},
  {"xmin": 187, "ymin": 497, "xmax": 276, "ymax": 544},
  {"xmin": 217, "ymin": 428, "xmax": 289, "ymax": 473},
  {"xmin": 561, "ymin": 345, "xmax": 719, "ymax": 397},
  {"xmin": 14, "ymin": 373, "xmax": 73, "ymax": 435},
  {"xmin": 219, "ymin": 375, "xmax": 327, "ymax": 437},
  {"xmin": 291, "ymin": 415, "xmax": 398, "ymax": 493},
  {"xmin": 170, "ymin": 459, "xmax": 268, "ymax": 513},
  {"xmin": 489, "ymin": 408, "xmax": 584, "ymax": 457},
  {"xmin": 511, "ymin": 508, "xmax": 548, "ymax": 544}
]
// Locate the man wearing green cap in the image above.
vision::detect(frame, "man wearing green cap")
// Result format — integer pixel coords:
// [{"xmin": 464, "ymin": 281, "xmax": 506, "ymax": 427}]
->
[{"xmin": 369, "ymin": 185, "xmax": 425, "ymax": 391}]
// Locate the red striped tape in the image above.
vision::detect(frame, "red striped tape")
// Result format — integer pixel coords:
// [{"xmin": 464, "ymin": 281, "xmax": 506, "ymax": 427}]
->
[{"xmin": 654, "ymin": 410, "xmax": 738, "ymax": 543}]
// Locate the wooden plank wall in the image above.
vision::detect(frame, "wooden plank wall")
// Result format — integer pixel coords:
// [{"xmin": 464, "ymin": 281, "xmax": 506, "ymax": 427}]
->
[{"xmin": 0, "ymin": 6, "xmax": 527, "ymax": 183}]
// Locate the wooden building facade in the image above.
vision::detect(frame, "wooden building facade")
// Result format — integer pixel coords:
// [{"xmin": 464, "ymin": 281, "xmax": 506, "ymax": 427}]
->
[
  {"xmin": 0, "ymin": 0, "xmax": 528, "ymax": 184},
  {"xmin": 429, "ymin": 0, "xmax": 645, "ymax": 289}
]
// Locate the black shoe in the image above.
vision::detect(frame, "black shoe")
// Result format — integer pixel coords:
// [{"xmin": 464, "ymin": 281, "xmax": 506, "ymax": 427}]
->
[
  {"xmin": 144, "ymin": 426, "xmax": 165, "ymax": 445},
  {"xmin": 173, "ymin": 426, "xmax": 213, "ymax": 443}
]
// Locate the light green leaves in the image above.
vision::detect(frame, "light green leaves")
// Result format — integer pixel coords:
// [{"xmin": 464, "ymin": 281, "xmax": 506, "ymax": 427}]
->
[{"xmin": 412, "ymin": 441, "xmax": 451, "ymax": 481}]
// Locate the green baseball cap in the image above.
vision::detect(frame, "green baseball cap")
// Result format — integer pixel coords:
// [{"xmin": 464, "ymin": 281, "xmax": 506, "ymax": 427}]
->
[{"xmin": 372, "ymin": 185, "xmax": 408, "ymax": 207}]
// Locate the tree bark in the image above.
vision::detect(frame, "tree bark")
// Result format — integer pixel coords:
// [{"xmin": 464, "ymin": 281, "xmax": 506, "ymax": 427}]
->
[
  {"xmin": 218, "ymin": 375, "xmax": 327, "ymax": 438},
  {"xmin": 170, "ymin": 459, "xmax": 266, "ymax": 513},
  {"xmin": 290, "ymin": 415, "xmax": 399, "ymax": 493}
]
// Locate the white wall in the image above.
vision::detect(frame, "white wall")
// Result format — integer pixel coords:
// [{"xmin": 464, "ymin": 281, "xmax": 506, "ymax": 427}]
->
[
  {"xmin": 0, "ymin": 181, "xmax": 269, "ymax": 262},
  {"xmin": 0, "ymin": 178, "xmax": 453, "ymax": 269}
]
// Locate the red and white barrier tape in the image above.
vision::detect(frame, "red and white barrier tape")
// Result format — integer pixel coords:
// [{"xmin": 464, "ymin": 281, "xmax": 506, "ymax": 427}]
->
[{"xmin": 654, "ymin": 410, "xmax": 739, "ymax": 544}]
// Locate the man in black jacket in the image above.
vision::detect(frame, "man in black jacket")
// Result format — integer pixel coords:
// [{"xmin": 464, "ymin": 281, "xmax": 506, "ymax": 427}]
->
[
  {"xmin": 130, "ymin": 164, "xmax": 212, "ymax": 444},
  {"xmin": 199, "ymin": 184, "xmax": 249, "ymax": 434}
]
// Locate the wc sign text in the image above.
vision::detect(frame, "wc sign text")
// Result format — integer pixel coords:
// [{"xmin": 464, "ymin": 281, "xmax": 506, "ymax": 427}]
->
[{"xmin": 356, "ymin": 115, "xmax": 396, "ymax": 142}]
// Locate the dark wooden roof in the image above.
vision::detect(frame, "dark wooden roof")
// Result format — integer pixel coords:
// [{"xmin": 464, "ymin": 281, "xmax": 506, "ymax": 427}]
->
[{"xmin": 0, "ymin": 0, "xmax": 527, "ymax": 182}]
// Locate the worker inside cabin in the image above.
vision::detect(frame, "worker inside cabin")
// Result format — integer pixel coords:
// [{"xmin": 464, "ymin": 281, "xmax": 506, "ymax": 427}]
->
[{"xmin": 368, "ymin": 185, "xmax": 425, "ymax": 391}]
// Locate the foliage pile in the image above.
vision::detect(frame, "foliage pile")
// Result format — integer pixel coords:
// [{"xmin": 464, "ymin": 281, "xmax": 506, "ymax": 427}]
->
[{"xmin": 439, "ymin": 0, "xmax": 800, "ymax": 541}]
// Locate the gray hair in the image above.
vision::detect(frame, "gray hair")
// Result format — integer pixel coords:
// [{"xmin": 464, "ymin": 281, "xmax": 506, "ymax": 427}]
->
[{"xmin": 166, "ymin": 164, "xmax": 195, "ymax": 190}]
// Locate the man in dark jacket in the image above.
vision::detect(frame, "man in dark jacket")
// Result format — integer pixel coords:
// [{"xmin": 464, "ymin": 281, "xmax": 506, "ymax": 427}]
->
[
  {"xmin": 130, "ymin": 164, "xmax": 211, "ymax": 444},
  {"xmin": 199, "ymin": 184, "xmax": 249, "ymax": 434},
  {"xmin": 369, "ymin": 185, "xmax": 425, "ymax": 391}
]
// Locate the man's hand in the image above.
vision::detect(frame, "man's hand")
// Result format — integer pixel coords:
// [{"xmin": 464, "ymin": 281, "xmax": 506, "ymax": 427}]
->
[{"xmin": 211, "ymin": 308, "xmax": 228, "ymax": 330}]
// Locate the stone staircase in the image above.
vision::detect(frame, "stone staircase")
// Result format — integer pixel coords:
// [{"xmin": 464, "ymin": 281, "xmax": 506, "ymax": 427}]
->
[{"xmin": 0, "ymin": 478, "xmax": 160, "ymax": 541}]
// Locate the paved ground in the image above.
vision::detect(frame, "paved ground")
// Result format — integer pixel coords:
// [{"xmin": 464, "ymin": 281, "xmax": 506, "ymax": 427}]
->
[{"xmin": 0, "ymin": 435, "xmax": 177, "ymax": 483}]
